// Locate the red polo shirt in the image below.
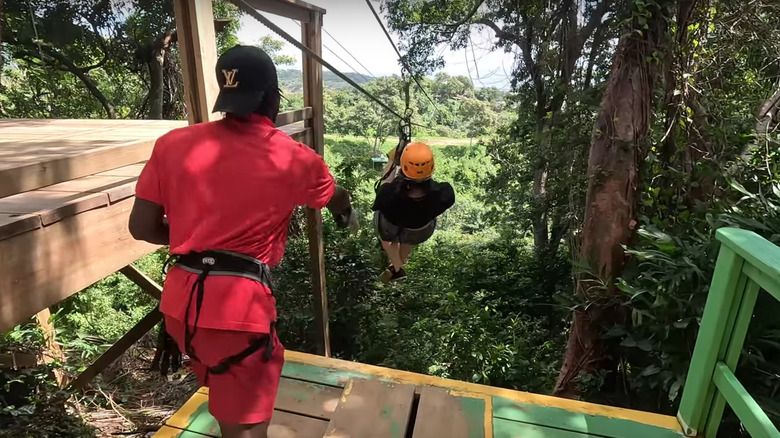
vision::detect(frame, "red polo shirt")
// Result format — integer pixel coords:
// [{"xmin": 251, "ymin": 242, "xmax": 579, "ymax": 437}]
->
[{"xmin": 135, "ymin": 114, "xmax": 335, "ymax": 333}]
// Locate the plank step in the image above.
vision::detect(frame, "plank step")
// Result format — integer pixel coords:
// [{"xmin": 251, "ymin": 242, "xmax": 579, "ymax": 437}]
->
[
  {"xmin": 324, "ymin": 378, "xmax": 416, "ymax": 438},
  {"xmin": 412, "ymin": 386, "xmax": 484, "ymax": 438}
]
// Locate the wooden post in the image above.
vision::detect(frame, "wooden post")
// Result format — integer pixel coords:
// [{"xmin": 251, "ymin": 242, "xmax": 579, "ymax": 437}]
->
[
  {"xmin": 302, "ymin": 10, "xmax": 330, "ymax": 357},
  {"xmin": 173, "ymin": 0, "xmax": 220, "ymax": 124},
  {"xmin": 36, "ymin": 308, "xmax": 68, "ymax": 386}
]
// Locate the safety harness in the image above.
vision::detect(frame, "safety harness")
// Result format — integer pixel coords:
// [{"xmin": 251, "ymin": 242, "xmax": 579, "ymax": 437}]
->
[{"xmin": 166, "ymin": 250, "xmax": 276, "ymax": 383}]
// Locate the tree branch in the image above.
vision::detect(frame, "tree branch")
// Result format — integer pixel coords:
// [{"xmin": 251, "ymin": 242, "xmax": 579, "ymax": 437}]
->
[
  {"xmin": 444, "ymin": 0, "xmax": 485, "ymax": 27},
  {"xmin": 580, "ymin": 0, "xmax": 611, "ymax": 46},
  {"xmin": 19, "ymin": 45, "xmax": 116, "ymax": 119},
  {"xmin": 474, "ymin": 18, "xmax": 522, "ymax": 45},
  {"xmin": 79, "ymin": 15, "xmax": 110, "ymax": 71}
]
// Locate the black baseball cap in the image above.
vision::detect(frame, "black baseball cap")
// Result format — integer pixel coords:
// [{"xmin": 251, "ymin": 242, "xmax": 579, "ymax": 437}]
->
[{"xmin": 212, "ymin": 45, "xmax": 279, "ymax": 117}]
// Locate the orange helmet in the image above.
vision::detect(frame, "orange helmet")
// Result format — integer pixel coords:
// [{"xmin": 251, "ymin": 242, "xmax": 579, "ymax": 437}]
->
[{"xmin": 400, "ymin": 142, "xmax": 434, "ymax": 180}]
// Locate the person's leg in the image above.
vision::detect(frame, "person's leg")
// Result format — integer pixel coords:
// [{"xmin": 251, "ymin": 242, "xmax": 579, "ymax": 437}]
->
[
  {"xmin": 399, "ymin": 243, "xmax": 415, "ymax": 267},
  {"xmin": 163, "ymin": 316, "xmax": 282, "ymax": 438},
  {"xmin": 397, "ymin": 221, "xmax": 435, "ymax": 269},
  {"xmin": 381, "ymin": 240, "xmax": 403, "ymax": 271},
  {"xmin": 219, "ymin": 423, "xmax": 268, "ymax": 438}
]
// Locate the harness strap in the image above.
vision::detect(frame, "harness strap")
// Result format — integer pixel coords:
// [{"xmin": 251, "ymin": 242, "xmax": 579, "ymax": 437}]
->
[{"xmin": 175, "ymin": 250, "xmax": 276, "ymax": 380}]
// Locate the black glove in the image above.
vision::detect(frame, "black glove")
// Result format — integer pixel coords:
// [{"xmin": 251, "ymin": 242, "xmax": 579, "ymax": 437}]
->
[
  {"xmin": 151, "ymin": 321, "xmax": 181, "ymax": 376},
  {"xmin": 334, "ymin": 206, "xmax": 359, "ymax": 234}
]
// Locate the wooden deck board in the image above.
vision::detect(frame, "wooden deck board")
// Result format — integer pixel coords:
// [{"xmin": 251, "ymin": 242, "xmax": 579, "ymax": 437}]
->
[
  {"xmin": 323, "ymin": 378, "xmax": 416, "ymax": 438},
  {"xmin": 0, "ymin": 213, "xmax": 41, "ymax": 240},
  {"xmin": 95, "ymin": 163, "xmax": 146, "ymax": 178},
  {"xmin": 493, "ymin": 418, "xmax": 595, "ymax": 438},
  {"xmin": 0, "ymin": 190, "xmax": 109, "ymax": 226},
  {"xmin": 42, "ymin": 175, "xmax": 138, "ymax": 203},
  {"xmin": 491, "ymin": 395, "xmax": 684, "ymax": 438},
  {"xmin": 412, "ymin": 387, "xmax": 482, "ymax": 438}
]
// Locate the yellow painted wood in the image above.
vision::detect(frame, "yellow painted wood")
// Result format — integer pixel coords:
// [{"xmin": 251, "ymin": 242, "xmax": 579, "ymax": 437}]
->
[
  {"xmin": 284, "ymin": 351, "xmax": 682, "ymax": 433},
  {"xmin": 165, "ymin": 391, "xmax": 209, "ymax": 430},
  {"xmin": 154, "ymin": 426, "xmax": 211, "ymax": 438}
]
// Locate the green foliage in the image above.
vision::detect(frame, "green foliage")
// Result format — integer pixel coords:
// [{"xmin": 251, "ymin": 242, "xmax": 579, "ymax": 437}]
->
[
  {"xmin": 1, "ymin": 324, "xmax": 97, "ymax": 437},
  {"xmin": 321, "ymin": 73, "xmax": 511, "ymax": 147},
  {"xmin": 254, "ymin": 35, "xmax": 295, "ymax": 66}
]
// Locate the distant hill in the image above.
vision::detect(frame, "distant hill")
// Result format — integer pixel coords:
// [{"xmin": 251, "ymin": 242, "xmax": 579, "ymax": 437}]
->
[{"xmin": 278, "ymin": 69, "xmax": 376, "ymax": 92}]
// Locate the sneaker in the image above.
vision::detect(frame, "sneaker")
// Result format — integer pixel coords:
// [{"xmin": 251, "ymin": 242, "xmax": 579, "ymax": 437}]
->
[
  {"xmin": 380, "ymin": 266, "xmax": 394, "ymax": 284},
  {"xmin": 390, "ymin": 267, "xmax": 406, "ymax": 281}
]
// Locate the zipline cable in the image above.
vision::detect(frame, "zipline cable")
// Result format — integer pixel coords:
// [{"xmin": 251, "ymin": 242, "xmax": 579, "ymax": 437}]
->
[
  {"xmin": 322, "ymin": 27, "xmax": 379, "ymax": 81},
  {"xmin": 364, "ymin": 0, "xmax": 442, "ymax": 117},
  {"xmin": 228, "ymin": 0, "xmax": 429, "ymax": 127},
  {"xmin": 288, "ymin": 19, "xmax": 374, "ymax": 84}
]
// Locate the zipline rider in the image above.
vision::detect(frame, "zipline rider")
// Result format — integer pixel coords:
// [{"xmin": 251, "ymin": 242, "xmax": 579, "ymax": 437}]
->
[
  {"xmin": 372, "ymin": 142, "xmax": 455, "ymax": 282},
  {"xmin": 128, "ymin": 45, "xmax": 357, "ymax": 438}
]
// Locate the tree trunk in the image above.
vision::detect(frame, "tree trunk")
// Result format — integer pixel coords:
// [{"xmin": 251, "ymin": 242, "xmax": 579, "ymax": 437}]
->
[
  {"xmin": 145, "ymin": 32, "xmax": 175, "ymax": 120},
  {"xmin": 554, "ymin": 2, "xmax": 669, "ymax": 398},
  {"xmin": 149, "ymin": 52, "xmax": 165, "ymax": 119},
  {"xmin": 532, "ymin": 116, "xmax": 551, "ymax": 253}
]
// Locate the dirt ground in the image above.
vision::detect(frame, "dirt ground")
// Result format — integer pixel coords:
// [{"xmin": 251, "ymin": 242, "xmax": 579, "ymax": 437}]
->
[{"xmin": 75, "ymin": 335, "xmax": 199, "ymax": 438}]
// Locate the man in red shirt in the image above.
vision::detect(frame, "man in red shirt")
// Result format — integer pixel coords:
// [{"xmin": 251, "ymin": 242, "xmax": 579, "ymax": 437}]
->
[{"xmin": 128, "ymin": 45, "xmax": 356, "ymax": 438}]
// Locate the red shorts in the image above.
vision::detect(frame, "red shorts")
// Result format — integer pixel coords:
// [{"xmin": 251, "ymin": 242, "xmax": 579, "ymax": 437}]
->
[{"xmin": 164, "ymin": 315, "xmax": 285, "ymax": 424}]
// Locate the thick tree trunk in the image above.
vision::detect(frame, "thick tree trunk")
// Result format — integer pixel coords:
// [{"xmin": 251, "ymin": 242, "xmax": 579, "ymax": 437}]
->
[{"xmin": 554, "ymin": 4, "xmax": 668, "ymax": 397}]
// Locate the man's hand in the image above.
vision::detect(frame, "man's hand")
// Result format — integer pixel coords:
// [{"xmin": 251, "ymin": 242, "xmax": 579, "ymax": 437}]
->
[
  {"xmin": 327, "ymin": 185, "xmax": 358, "ymax": 234},
  {"xmin": 334, "ymin": 206, "xmax": 359, "ymax": 235}
]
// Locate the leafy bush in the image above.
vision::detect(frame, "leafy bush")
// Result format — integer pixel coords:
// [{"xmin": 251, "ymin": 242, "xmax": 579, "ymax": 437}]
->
[{"xmin": 615, "ymin": 152, "xmax": 780, "ymax": 434}]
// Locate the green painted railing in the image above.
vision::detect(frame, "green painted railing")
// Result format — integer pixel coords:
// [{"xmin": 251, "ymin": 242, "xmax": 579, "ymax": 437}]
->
[{"xmin": 677, "ymin": 228, "xmax": 780, "ymax": 438}]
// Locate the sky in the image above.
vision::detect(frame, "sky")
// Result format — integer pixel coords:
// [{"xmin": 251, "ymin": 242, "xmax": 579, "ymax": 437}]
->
[{"xmin": 235, "ymin": 0, "xmax": 516, "ymax": 90}]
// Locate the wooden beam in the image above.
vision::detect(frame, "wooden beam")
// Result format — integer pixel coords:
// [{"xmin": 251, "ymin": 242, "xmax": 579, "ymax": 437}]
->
[
  {"xmin": 301, "ymin": 10, "xmax": 330, "ymax": 357},
  {"xmin": 244, "ymin": 0, "xmax": 326, "ymax": 23},
  {"xmin": 68, "ymin": 308, "xmax": 162, "ymax": 390},
  {"xmin": 0, "ymin": 139, "xmax": 154, "ymax": 199},
  {"xmin": 173, "ymin": 0, "xmax": 220, "ymax": 125},
  {"xmin": 0, "ymin": 198, "xmax": 159, "ymax": 332},
  {"xmin": 275, "ymin": 107, "xmax": 312, "ymax": 127},
  {"xmin": 120, "ymin": 265, "xmax": 162, "ymax": 300}
]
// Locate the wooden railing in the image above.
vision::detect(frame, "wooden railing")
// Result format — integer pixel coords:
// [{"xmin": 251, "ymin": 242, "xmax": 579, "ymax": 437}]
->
[{"xmin": 677, "ymin": 228, "xmax": 780, "ymax": 438}]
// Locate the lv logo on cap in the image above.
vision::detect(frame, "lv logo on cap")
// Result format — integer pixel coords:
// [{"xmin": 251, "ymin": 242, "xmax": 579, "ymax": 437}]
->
[{"xmin": 222, "ymin": 69, "xmax": 239, "ymax": 88}]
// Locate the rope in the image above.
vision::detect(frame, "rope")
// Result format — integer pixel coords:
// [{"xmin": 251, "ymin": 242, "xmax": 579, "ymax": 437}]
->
[
  {"xmin": 364, "ymin": 0, "xmax": 441, "ymax": 117},
  {"xmin": 229, "ymin": 0, "xmax": 428, "ymax": 127}
]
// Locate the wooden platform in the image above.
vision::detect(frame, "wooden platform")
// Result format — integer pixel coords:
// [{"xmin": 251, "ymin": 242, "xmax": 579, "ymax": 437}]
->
[
  {"xmin": 154, "ymin": 351, "xmax": 686, "ymax": 438},
  {"xmin": 0, "ymin": 117, "xmax": 310, "ymax": 332}
]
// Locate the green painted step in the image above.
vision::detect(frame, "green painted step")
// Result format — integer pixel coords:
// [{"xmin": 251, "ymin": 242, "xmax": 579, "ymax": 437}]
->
[
  {"xmin": 492, "ymin": 396, "xmax": 684, "ymax": 438},
  {"xmin": 494, "ymin": 418, "xmax": 595, "ymax": 438}
]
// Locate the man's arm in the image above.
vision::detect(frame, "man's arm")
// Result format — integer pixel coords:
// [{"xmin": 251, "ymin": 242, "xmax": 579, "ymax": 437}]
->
[{"xmin": 128, "ymin": 197, "xmax": 169, "ymax": 245}]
